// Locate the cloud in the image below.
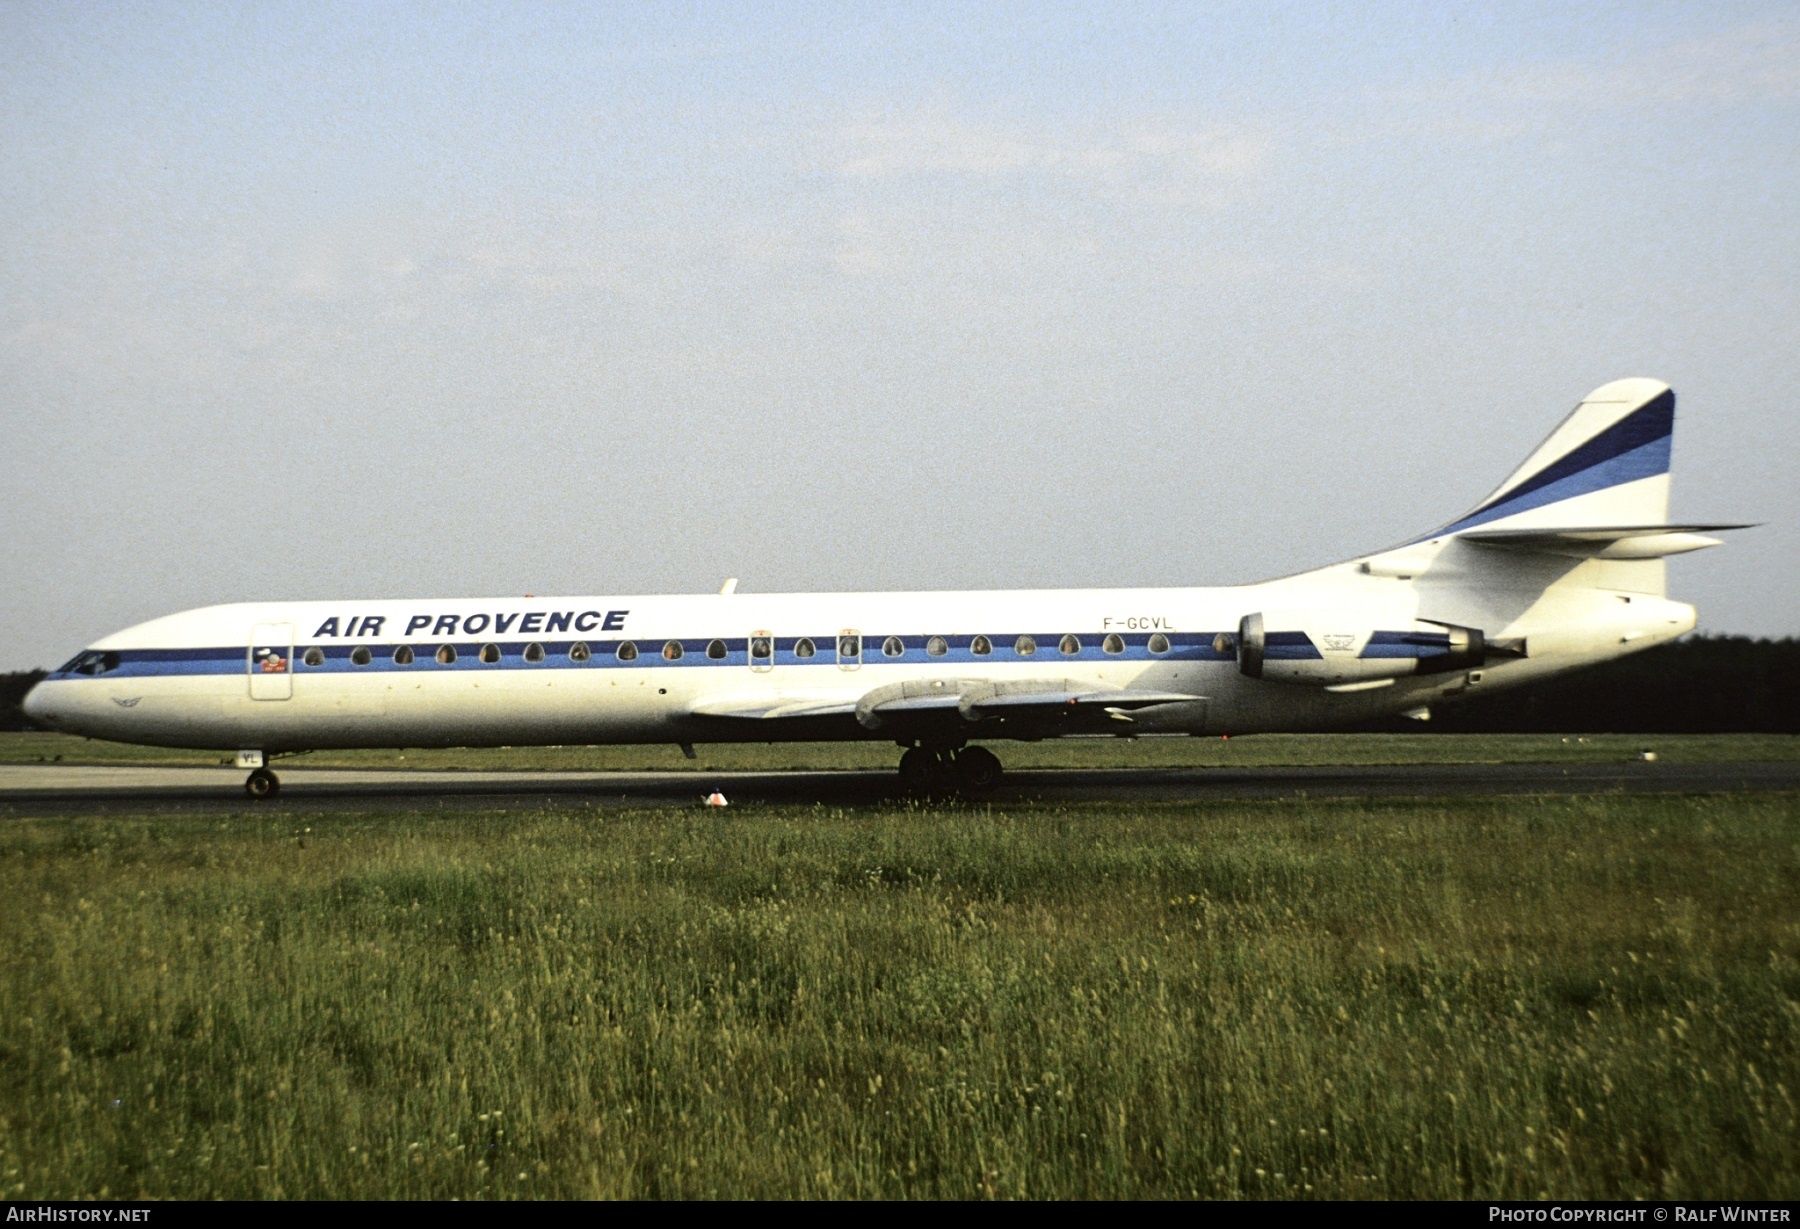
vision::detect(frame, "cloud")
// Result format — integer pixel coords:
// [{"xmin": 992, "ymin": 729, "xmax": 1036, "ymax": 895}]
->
[
  {"xmin": 1407, "ymin": 18, "xmax": 1800, "ymax": 114},
  {"xmin": 834, "ymin": 104, "xmax": 1270, "ymax": 201}
]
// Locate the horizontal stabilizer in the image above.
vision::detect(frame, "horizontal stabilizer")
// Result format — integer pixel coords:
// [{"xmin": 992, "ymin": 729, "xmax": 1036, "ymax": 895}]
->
[{"xmin": 1460, "ymin": 523, "xmax": 1752, "ymax": 559}]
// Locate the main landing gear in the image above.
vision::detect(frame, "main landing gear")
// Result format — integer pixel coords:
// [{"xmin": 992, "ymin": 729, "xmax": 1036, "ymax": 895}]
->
[
  {"xmin": 245, "ymin": 768, "xmax": 280, "ymax": 800},
  {"xmin": 898, "ymin": 744, "xmax": 1003, "ymax": 798}
]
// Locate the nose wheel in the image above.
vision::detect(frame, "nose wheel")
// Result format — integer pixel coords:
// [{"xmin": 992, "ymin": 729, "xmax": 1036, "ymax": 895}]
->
[
  {"xmin": 244, "ymin": 768, "xmax": 281, "ymax": 800},
  {"xmin": 898, "ymin": 745, "xmax": 1003, "ymax": 797}
]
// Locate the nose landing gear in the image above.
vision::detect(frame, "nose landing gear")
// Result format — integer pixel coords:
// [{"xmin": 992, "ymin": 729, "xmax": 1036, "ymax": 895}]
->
[
  {"xmin": 244, "ymin": 768, "xmax": 281, "ymax": 800},
  {"xmin": 897, "ymin": 743, "xmax": 1003, "ymax": 798}
]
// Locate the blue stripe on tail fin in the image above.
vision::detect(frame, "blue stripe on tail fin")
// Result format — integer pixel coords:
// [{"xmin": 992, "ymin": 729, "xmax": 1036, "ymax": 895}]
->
[{"xmin": 1425, "ymin": 379, "xmax": 1675, "ymax": 540}]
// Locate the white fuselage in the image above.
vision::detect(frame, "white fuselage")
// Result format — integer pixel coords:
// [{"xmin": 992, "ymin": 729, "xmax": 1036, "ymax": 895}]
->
[{"xmin": 23, "ymin": 544, "xmax": 1696, "ymax": 753}]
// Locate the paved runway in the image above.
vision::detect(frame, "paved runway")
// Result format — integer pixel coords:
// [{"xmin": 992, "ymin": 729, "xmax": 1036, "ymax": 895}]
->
[{"xmin": 1, "ymin": 760, "xmax": 1796, "ymax": 814}]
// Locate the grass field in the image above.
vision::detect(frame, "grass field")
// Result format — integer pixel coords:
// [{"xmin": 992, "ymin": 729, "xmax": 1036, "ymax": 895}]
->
[
  {"xmin": 3, "ymin": 730, "xmax": 1798, "ymax": 771},
  {"xmin": 1, "ymin": 790, "xmax": 1796, "ymax": 1199}
]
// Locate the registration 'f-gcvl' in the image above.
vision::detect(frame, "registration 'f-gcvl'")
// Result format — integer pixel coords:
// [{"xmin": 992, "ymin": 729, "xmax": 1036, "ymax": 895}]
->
[{"xmin": 25, "ymin": 378, "xmax": 1747, "ymax": 798}]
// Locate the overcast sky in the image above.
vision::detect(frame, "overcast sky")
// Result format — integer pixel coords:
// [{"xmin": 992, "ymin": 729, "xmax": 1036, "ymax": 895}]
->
[{"xmin": 2, "ymin": 2, "xmax": 1795, "ymax": 670}]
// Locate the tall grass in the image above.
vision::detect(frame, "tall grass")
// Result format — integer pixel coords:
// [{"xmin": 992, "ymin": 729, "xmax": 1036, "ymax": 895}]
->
[
  {"xmin": 3, "ymin": 730, "xmax": 1797, "ymax": 769},
  {"xmin": 0, "ymin": 794, "xmax": 1795, "ymax": 1198}
]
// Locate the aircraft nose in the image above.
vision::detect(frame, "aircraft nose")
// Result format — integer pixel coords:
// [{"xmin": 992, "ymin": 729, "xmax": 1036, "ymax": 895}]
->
[{"xmin": 21, "ymin": 680, "xmax": 56, "ymax": 728}]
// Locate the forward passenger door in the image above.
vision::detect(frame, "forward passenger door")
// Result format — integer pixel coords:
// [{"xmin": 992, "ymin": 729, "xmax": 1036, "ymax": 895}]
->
[{"xmin": 248, "ymin": 622, "xmax": 294, "ymax": 700}]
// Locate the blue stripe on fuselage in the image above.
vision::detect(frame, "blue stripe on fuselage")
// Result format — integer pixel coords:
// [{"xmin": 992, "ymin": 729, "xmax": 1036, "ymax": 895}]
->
[
  {"xmin": 51, "ymin": 630, "xmax": 1246, "ymax": 678},
  {"xmin": 51, "ymin": 625, "xmax": 1469, "ymax": 679}
]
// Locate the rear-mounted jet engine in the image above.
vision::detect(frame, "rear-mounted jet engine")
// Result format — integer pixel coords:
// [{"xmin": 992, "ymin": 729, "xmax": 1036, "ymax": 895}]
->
[{"xmin": 1235, "ymin": 610, "xmax": 1496, "ymax": 686}]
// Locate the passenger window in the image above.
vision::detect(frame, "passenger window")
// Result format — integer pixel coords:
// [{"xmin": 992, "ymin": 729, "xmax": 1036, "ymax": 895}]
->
[
  {"xmin": 926, "ymin": 636, "xmax": 948, "ymax": 657},
  {"xmin": 1212, "ymin": 632, "xmax": 1234, "ymax": 655},
  {"xmin": 838, "ymin": 634, "xmax": 861, "ymax": 669},
  {"xmin": 350, "ymin": 646, "xmax": 372, "ymax": 667},
  {"xmin": 1148, "ymin": 633, "xmax": 1170, "ymax": 655},
  {"xmin": 971, "ymin": 635, "xmax": 991, "ymax": 656},
  {"xmin": 706, "ymin": 639, "xmax": 728, "ymax": 660},
  {"xmin": 617, "ymin": 641, "xmax": 639, "ymax": 662},
  {"xmin": 1014, "ymin": 635, "xmax": 1037, "ymax": 657},
  {"xmin": 479, "ymin": 643, "xmax": 501, "ymax": 664},
  {"xmin": 303, "ymin": 647, "xmax": 326, "ymax": 667},
  {"xmin": 436, "ymin": 644, "xmax": 458, "ymax": 665},
  {"xmin": 1059, "ymin": 634, "xmax": 1081, "ymax": 656},
  {"xmin": 524, "ymin": 642, "xmax": 546, "ymax": 663},
  {"xmin": 883, "ymin": 636, "xmax": 905, "ymax": 658},
  {"xmin": 393, "ymin": 645, "xmax": 415, "ymax": 666},
  {"xmin": 794, "ymin": 638, "xmax": 816, "ymax": 659},
  {"xmin": 1103, "ymin": 634, "xmax": 1124, "ymax": 655},
  {"xmin": 663, "ymin": 640, "xmax": 684, "ymax": 661},
  {"xmin": 569, "ymin": 642, "xmax": 591, "ymax": 662}
]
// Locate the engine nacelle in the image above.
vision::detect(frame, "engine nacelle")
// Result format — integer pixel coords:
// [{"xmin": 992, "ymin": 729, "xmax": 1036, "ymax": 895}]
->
[{"xmin": 1237, "ymin": 610, "xmax": 1486, "ymax": 686}]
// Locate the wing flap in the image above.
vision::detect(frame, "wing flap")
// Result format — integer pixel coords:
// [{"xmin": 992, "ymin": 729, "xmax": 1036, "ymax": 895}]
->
[
  {"xmin": 865, "ymin": 694, "xmax": 965, "ymax": 715},
  {"xmin": 963, "ymin": 689, "xmax": 1205, "ymax": 716}
]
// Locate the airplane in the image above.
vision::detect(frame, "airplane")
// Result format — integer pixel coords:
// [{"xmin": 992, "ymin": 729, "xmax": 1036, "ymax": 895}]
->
[{"xmin": 23, "ymin": 377, "xmax": 1747, "ymax": 800}]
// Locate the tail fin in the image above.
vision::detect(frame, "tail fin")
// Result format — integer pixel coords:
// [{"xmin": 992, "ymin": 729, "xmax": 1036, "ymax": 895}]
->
[
  {"xmin": 1437, "ymin": 377, "xmax": 1674, "ymax": 535},
  {"xmin": 1371, "ymin": 378, "xmax": 1748, "ymax": 600}
]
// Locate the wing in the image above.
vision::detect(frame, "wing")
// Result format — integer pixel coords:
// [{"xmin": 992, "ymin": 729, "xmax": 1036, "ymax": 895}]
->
[
  {"xmin": 685, "ymin": 679, "xmax": 1206, "ymax": 736},
  {"xmin": 686, "ymin": 691, "xmax": 863, "ymax": 721}
]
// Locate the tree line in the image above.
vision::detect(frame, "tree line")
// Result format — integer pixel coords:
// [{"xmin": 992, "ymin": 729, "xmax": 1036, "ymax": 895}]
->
[{"xmin": 1, "ymin": 636, "xmax": 1795, "ymax": 735}]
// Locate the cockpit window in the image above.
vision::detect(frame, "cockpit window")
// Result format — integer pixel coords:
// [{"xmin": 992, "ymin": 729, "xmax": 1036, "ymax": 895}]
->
[{"xmin": 60, "ymin": 650, "xmax": 120, "ymax": 676}]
